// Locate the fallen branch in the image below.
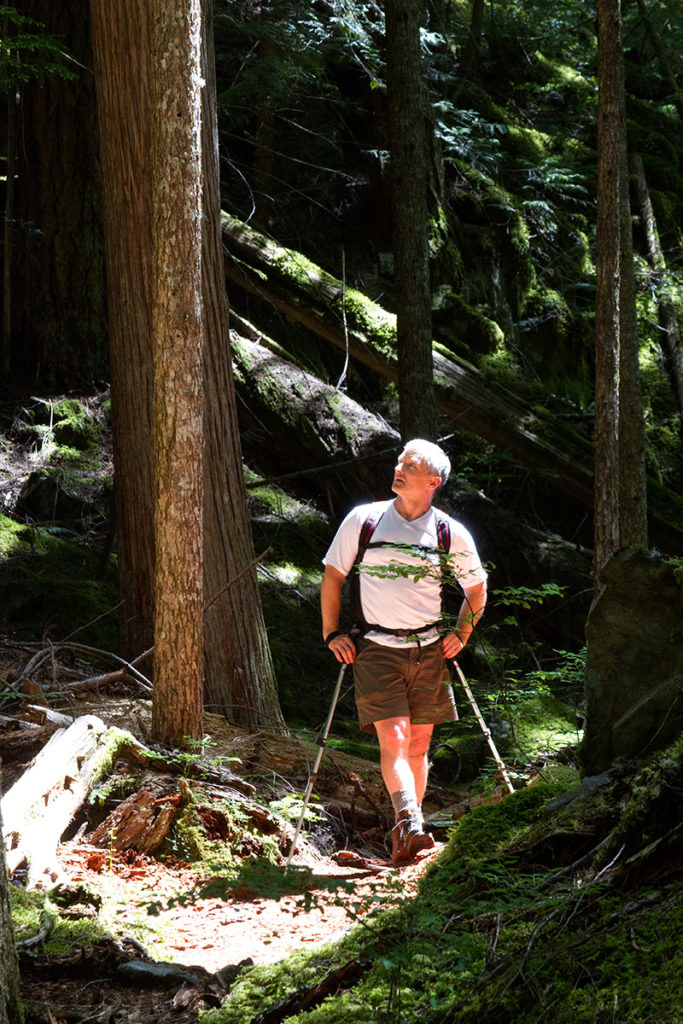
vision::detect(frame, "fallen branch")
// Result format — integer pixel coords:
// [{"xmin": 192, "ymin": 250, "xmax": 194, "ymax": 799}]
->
[
  {"xmin": 11, "ymin": 642, "xmax": 153, "ymax": 695},
  {"xmin": 14, "ymin": 901, "xmax": 58, "ymax": 950},
  {"xmin": 60, "ymin": 668, "xmax": 151, "ymax": 695}
]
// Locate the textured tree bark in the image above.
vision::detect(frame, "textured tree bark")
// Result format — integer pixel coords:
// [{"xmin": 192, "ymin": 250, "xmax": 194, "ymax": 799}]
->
[
  {"xmin": 149, "ymin": 0, "xmax": 205, "ymax": 746},
  {"xmin": 593, "ymin": 0, "xmax": 623, "ymax": 579},
  {"xmin": 594, "ymin": 0, "xmax": 648, "ymax": 571},
  {"xmin": 0, "ymin": 770, "xmax": 23, "ymax": 1024},
  {"xmin": 385, "ymin": 0, "xmax": 437, "ymax": 441},
  {"xmin": 199, "ymin": 6, "xmax": 282, "ymax": 727},
  {"xmin": 9, "ymin": 0, "xmax": 107, "ymax": 387},
  {"xmin": 90, "ymin": 0, "xmax": 156, "ymax": 661},
  {"xmin": 91, "ymin": 1, "xmax": 283, "ymax": 729},
  {"xmin": 616, "ymin": 45, "xmax": 648, "ymax": 552}
]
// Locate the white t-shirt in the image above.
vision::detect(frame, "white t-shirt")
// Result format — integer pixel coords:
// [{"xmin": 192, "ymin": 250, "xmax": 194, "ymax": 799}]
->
[{"xmin": 323, "ymin": 499, "xmax": 487, "ymax": 648}]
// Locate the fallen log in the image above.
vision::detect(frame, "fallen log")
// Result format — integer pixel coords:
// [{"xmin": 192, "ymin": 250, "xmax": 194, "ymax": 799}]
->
[
  {"xmin": 222, "ymin": 211, "xmax": 683, "ymax": 551},
  {"xmin": 1, "ymin": 715, "xmax": 144, "ymax": 888},
  {"xmin": 222, "ymin": 211, "xmax": 593, "ymax": 496},
  {"xmin": 231, "ymin": 316, "xmax": 399, "ymax": 506}
]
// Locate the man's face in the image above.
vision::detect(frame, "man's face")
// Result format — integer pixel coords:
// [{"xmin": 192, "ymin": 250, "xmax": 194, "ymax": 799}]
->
[{"xmin": 391, "ymin": 449, "xmax": 441, "ymax": 501}]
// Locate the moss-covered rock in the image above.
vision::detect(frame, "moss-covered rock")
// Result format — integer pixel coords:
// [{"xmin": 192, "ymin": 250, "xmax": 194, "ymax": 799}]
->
[
  {"xmin": 432, "ymin": 287, "xmax": 505, "ymax": 358},
  {"xmin": 52, "ymin": 399, "xmax": 103, "ymax": 452}
]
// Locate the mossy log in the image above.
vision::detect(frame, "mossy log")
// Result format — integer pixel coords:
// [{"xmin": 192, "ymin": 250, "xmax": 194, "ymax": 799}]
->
[
  {"xmin": 222, "ymin": 211, "xmax": 593, "ymax": 499},
  {"xmin": 231, "ymin": 315, "xmax": 399, "ymax": 506},
  {"xmin": 222, "ymin": 211, "xmax": 683, "ymax": 552},
  {"xmin": 0, "ymin": 715, "xmax": 143, "ymax": 888}
]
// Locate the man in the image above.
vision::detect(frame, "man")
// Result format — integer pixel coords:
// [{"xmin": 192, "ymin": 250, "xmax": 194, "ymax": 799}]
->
[{"xmin": 321, "ymin": 439, "xmax": 487, "ymax": 865}]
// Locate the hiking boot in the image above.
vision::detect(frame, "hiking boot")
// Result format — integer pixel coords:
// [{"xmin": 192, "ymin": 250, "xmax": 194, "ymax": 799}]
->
[
  {"xmin": 391, "ymin": 811, "xmax": 435, "ymax": 866},
  {"xmin": 391, "ymin": 812, "xmax": 412, "ymax": 865},
  {"xmin": 407, "ymin": 827, "xmax": 435, "ymax": 859}
]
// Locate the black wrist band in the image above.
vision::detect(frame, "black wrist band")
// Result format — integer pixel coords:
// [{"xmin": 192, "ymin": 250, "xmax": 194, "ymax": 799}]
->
[{"xmin": 325, "ymin": 630, "xmax": 343, "ymax": 647}]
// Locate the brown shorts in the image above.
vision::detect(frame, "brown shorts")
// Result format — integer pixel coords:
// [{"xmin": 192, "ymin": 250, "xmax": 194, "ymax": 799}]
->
[{"xmin": 353, "ymin": 637, "xmax": 457, "ymax": 734}]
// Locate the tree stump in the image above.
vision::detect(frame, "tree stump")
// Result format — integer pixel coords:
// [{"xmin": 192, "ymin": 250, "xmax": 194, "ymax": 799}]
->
[{"xmin": 90, "ymin": 787, "xmax": 181, "ymax": 855}]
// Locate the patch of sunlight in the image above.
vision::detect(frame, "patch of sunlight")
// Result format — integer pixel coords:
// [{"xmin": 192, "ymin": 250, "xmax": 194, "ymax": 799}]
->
[
  {"xmin": 0, "ymin": 514, "xmax": 31, "ymax": 557},
  {"xmin": 265, "ymin": 563, "xmax": 320, "ymax": 587}
]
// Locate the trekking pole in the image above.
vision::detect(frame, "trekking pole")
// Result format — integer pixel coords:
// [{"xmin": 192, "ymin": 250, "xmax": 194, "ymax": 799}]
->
[
  {"xmin": 450, "ymin": 659, "xmax": 515, "ymax": 795},
  {"xmin": 284, "ymin": 661, "xmax": 348, "ymax": 872}
]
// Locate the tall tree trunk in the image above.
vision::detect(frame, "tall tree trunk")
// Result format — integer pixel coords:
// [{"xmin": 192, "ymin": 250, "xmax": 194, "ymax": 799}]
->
[
  {"xmin": 91, "ymin": 0, "xmax": 155, "ymax": 660},
  {"xmin": 0, "ymin": 771, "xmax": 23, "ymax": 1024},
  {"xmin": 10, "ymin": 0, "xmax": 107, "ymax": 387},
  {"xmin": 594, "ymin": 0, "xmax": 624, "ymax": 579},
  {"xmin": 385, "ymin": 0, "xmax": 437, "ymax": 441},
  {"xmin": 616, "ymin": 53, "xmax": 647, "ymax": 551},
  {"xmin": 91, "ymin": 0, "xmax": 283, "ymax": 728},
  {"xmin": 2, "ymin": 50, "xmax": 17, "ymax": 381},
  {"xmin": 458, "ymin": 0, "xmax": 485, "ymax": 82},
  {"xmin": 150, "ymin": 0, "xmax": 205, "ymax": 747},
  {"xmin": 200, "ymin": 4, "xmax": 282, "ymax": 726}
]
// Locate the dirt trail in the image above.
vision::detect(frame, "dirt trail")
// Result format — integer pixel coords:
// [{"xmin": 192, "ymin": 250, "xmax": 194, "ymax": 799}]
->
[{"xmin": 17, "ymin": 839, "xmax": 438, "ymax": 1024}]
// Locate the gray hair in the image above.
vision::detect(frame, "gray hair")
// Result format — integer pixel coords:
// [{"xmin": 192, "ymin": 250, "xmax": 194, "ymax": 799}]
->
[{"xmin": 401, "ymin": 439, "xmax": 451, "ymax": 486}]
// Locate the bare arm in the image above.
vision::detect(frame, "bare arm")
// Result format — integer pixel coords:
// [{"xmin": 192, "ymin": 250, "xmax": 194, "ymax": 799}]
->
[
  {"xmin": 320, "ymin": 563, "xmax": 357, "ymax": 663},
  {"xmin": 443, "ymin": 580, "xmax": 487, "ymax": 660}
]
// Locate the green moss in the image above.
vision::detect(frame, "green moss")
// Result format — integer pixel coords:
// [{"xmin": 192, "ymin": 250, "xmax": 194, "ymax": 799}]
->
[
  {"xmin": 51, "ymin": 399, "xmax": 103, "ymax": 452},
  {"xmin": 432, "ymin": 287, "xmax": 505, "ymax": 358},
  {"xmin": 163, "ymin": 798, "xmax": 281, "ymax": 871},
  {"xmin": 200, "ymin": 757, "xmax": 683, "ymax": 1024},
  {"xmin": 533, "ymin": 52, "xmax": 593, "ymax": 93},
  {"xmin": 503, "ymin": 692, "xmax": 580, "ymax": 760},
  {"xmin": 11, "ymin": 888, "xmax": 110, "ymax": 956},
  {"xmin": 429, "ymin": 205, "xmax": 464, "ymax": 283},
  {"xmin": 223, "ymin": 211, "xmax": 398, "ymax": 358},
  {"xmin": 506, "ymin": 123, "xmax": 551, "ymax": 163},
  {"xmin": 0, "ymin": 512, "xmax": 118, "ymax": 649}
]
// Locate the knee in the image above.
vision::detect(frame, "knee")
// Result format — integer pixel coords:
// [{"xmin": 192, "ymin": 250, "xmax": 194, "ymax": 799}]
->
[{"xmin": 376, "ymin": 718, "xmax": 410, "ymax": 751}]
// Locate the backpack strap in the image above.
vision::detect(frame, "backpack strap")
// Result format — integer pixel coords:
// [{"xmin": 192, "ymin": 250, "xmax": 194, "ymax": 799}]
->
[
  {"xmin": 348, "ymin": 506, "xmax": 387, "ymax": 631},
  {"xmin": 350, "ymin": 507, "xmax": 452, "ymax": 636},
  {"xmin": 435, "ymin": 514, "xmax": 451, "ymax": 555}
]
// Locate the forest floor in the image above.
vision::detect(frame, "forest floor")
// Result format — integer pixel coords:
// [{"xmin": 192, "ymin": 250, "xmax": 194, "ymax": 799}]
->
[
  {"xmin": 17, "ymin": 837, "xmax": 436, "ymax": 1024},
  {"xmin": 2, "ymin": 684, "xmax": 450, "ymax": 1024}
]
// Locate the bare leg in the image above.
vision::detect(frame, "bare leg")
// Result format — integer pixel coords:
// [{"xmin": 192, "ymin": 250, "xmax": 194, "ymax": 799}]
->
[
  {"xmin": 374, "ymin": 716, "xmax": 436, "ymax": 863},
  {"xmin": 374, "ymin": 716, "xmax": 416, "ymax": 804},
  {"xmin": 408, "ymin": 722, "xmax": 434, "ymax": 810}
]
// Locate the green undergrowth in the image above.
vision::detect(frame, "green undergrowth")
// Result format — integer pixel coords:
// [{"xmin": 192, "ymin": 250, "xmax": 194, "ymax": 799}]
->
[{"xmin": 203, "ymin": 751, "xmax": 683, "ymax": 1024}]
